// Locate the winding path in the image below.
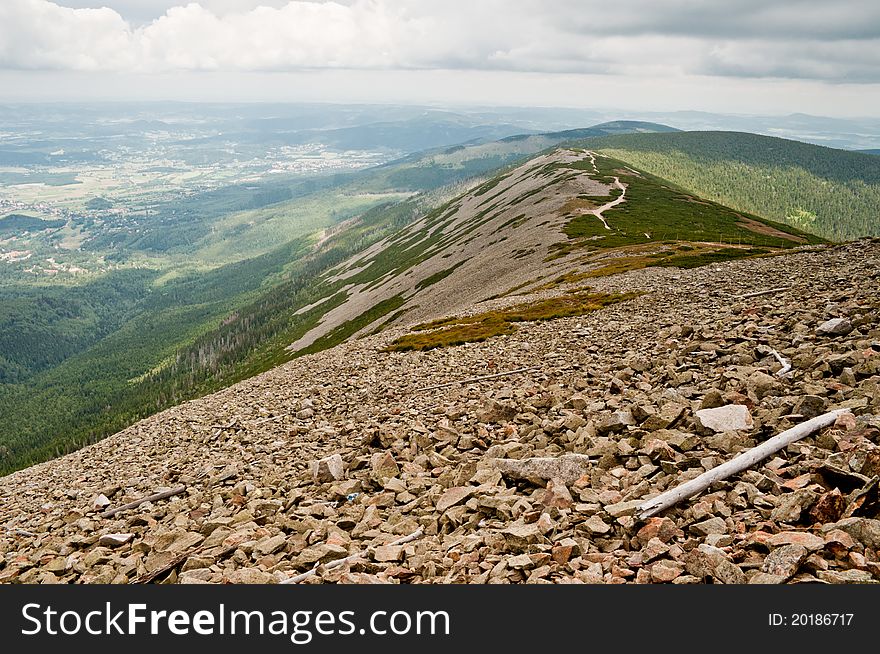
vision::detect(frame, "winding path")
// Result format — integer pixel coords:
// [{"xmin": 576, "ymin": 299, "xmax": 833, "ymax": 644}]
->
[{"xmin": 583, "ymin": 151, "xmax": 627, "ymax": 230}]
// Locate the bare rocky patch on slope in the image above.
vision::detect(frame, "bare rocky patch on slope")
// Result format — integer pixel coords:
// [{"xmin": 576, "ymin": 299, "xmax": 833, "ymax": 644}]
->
[
  {"xmin": 287, "ymin": 149, "xmax": 613, "ymax": 352},
  {"xmin": 2, "ymin": 239, "xmax": 879, "ymax": 584}
]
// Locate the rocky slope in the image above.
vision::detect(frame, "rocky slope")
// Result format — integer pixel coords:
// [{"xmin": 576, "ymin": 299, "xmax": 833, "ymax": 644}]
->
[
  {"xmin": 287, "ymin": 149, "xmax": 614, "ymax": 352},
  {"xmin": 285, "ymin": 147, "xmax": 816, "ymax": 357},
  {"xmin": 1, "ymin": 237, "xmax": 879, "ymax": 584}
]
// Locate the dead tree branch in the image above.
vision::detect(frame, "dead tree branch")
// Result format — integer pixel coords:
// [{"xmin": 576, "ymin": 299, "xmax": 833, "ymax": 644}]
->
[
  {"xmin": 636, "ymin": 409, "xmax": 849, "ymax": 520},
  {"xmin": 100, "ymin": 484, "xmax": 187, "ymax": 519},
  {"xmin": 733, "ymin": 286, "xmax": 791, "ymax": 300},
  {"xmin": 280, "ymin": 527, "xmax": 425, "ymax": 584}
]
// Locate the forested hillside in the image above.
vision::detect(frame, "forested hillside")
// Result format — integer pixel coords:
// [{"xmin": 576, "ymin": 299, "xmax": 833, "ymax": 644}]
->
[
  {"xmin": 0, "ymin": 191, "xmax": 454, "ymax": 472},
  {"xmin": 587, "ymin": 131, "xmax": 880, "ymax": 240}
]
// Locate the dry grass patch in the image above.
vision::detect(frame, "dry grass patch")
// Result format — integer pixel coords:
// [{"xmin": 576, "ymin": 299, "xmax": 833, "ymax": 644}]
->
[
  {"xmin": 559, "ymin": 197, "xmax": 600, "ymax": 214},
  {"xmin": 385, "ymin": 290, "xmax": 640, "ymax": 352},
  {"xmin": 385, "ymin": 317, "xmax": 518, "ymax": 351}
]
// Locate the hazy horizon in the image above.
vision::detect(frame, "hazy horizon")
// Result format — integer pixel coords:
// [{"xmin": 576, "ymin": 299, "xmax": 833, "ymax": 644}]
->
[{"xmin": 1, "ymin": 1, "xmax": 879, "ymax": 118}]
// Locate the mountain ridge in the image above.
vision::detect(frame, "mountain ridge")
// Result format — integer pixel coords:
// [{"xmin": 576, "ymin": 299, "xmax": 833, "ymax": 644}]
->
[
  {"xmin": 0, "ymin": 127, "xmax": 870, "ymax": 476},
  {"xmin": 1, "ymin": 236, "xmax": 877, "ymax": 584},
  {"xmin": 583, "ymin": 130, "xmax": 880, "ymax": 240}
]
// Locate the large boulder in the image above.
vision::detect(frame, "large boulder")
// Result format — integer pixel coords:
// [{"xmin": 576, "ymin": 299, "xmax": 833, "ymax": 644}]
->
[{"xmin": 694, "ymin": 404, "xmax": 753, "ymax": 433}]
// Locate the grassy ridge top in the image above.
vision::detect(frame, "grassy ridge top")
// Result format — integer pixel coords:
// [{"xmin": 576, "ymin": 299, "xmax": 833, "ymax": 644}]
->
[
  {"xmin": 551, "ymin": 150, "xmax": 822, "ymax": 257},
  {"xmin": 580, "ymin": 131, "xmax": 880, "ymax": 241}
]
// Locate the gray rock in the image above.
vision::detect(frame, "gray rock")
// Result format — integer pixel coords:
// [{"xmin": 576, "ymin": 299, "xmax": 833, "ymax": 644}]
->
[
  {"xmin": 683, "ymin": 544, "xmax": 745, "ymax": 584},
  {"xmin": 770, "ymin": 490, "xmax": 818, "ymax": 523},
  {"xmin": 597, "ymin": 410, "xmax": 634, "ymax": 434},
  {"xmin": 749, "ymin": 371, "xmax": 778, "ymax": 399},
  {"xmin": 254, "ymin": 534, "xmax": 288, "ymax": 556},
  {"xmin": 98, "ymin": 533, "xmax": 133, "ymax": 547},
  {"xmin": 642, "ymin": 403, "xmax": 686, "ymax": 430},
  {"xmin": 491, "ymin": 454, "xmax": 591, "ymax": 485},
  {"xmin": 374, "ymin": 545, "xmax": 404, "ymax": 562},
  {"xmin": 179, "ymin": 569, "xmax": 215, "ymax": 584},
  {"xmin": 793, "ymin": 395, "xmax": 826, "ymax": 419},
  {"xmin": 476, "ymin": 400, "xmax": 518, "ymax": 423},
  {"xmin": 689, "ymin": 516, "xmax": 727, "ymax": 536},
  {"xmin": 502, "ymin": 524, "xmax": 543, "ymax": 552},
  {"xmin": 700, "ymin": 389, "xmax": 725, "ymax": 410},
  {"xmin": 651, "ymin": 560, "xmax": 685, "ymax": 583},
  {"xmin": 762, "ymin": 544, "xmax": 808, "ymax": 580},
  {"xmin": 767, "ymin": 531, "xmax": 825, "ymax": 551},
  {"xmin": 827, "ymin": 517, "xmax": 880, "ymax": 549},
  {"xmin": 604, "ymin": 499, "xmax": 642, "ymax": 518},
  {"xmin": 749, "ymin": 572, "xmax": 786, "ymax": 584},
  {"xmin": 817, "ymin": 569, "xmax": 878, "ymax": 584},
  {"xmin": 539, "ymin": 478, "xmax": 574, "ymax": 509},
  {"xmin": 370, "ymin": 451, "xmax": 400, "ymax": 482},
  {"xmin": 436, "ymin": 486, "xmax": 474, "ymax": 513},
  {"xmin": 584, "ymin": 515, "xmax": 611, "ymax": 535},
  {"xmin": 225, "ymin": 569, "xmax": 276, "ymax": 584},
  {"xmin": 695, "ymin": 405, "xmax": 753, "ymax": 433},
  {"xmin": 816, "ymin": 318, "xmax": 853, "ymax": 336},
  {"xmin": 311, "ymin": 453, "xmax": 346, "ymax": 483}
]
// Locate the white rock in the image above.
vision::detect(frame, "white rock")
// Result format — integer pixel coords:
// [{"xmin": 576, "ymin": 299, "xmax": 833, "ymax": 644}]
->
[
  {"xmin": 98, "ymin": 533, "xmax": 134, "ymax": 547},
  {"xmin": 816, "ymin": 318, "xmax": 853, "ymax": 336},
  {"xmin": 311, "ymin": 453, "xmax": 345, "ymax": 483},
  {"xmin": 695, "ymin": 404, "xmax": 753, "ymax": 433}
]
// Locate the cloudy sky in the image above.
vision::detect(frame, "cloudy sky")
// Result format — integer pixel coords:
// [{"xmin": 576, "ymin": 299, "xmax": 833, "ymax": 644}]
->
[{"xmin": 1, "ymin": 0, "xmax": 879, "ymax": 115}]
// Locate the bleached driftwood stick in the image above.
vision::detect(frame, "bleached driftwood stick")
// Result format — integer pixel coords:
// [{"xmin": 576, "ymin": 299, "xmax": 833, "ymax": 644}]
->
[
  {"xmin": 733, "ymin": 286, "xmax": 791, "ymax": 300},
  {"xmin": 251, "ymin": 413, "xmax": 290, "ymax": 426},
  {"xmin": 636, "ymin": 409, "xmax": 849, "ymax": 520},
  {"xmin": 100, "ymin": 484, "xmax": 187, "ymax": 519},
  {"xmin": 3, "ymin": 527, "xmax": 36, "ymax": 537},
  {"xmin": 416, "ymin": 367, "xmax": 537, "ymax": 393},
  {"xmin": 769, "ymin": 348, "xmax": 793, "ymax": 377},
  {"xmin": 134, "ymin": 543, "xmax": 237, "ymax": 584},
  {"xmin": 280, "ymin": 526, "xmax": 425, "ymax": 584}
]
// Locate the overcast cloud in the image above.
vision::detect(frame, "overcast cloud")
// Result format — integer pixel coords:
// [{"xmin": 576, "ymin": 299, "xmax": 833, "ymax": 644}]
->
[{"xmin": 1, "ymin": 1, "xmax": 878, "ymax": 112}]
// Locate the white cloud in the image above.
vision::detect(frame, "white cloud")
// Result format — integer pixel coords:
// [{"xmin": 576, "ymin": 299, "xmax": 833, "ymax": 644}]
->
[{"xmin": 0, "ymin": 0, "xmax": 878, "ymax": 83}]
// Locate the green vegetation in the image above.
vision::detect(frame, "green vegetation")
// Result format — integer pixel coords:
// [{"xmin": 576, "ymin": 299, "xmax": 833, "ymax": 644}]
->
[
  {"xmin": 552, "ymin": 153, "xmax": 820, "ymax": 257},
  {"xmin": 0, "ymin": 214, "xmax": 66, "ymax": 233},
  {"xmin": 584, "ymin": 131, "xmax": 880, "ymax": 240},
  {"xmin": 387, "ymin": 316, "xmax": 518, "ymax": 351},
  {"xmin": 651, "ymin": 247, "xmax": 771, "ymax": 268},
  {"xmin": 296, "ymin": 294, "xmax": 407, "ymax": 356},
  {"xmin": 0, "ymin": 124, "xmax": 547, "ymax": 473},
  {"xmin": 386, "ymin": 290, "xmax": 639, "ymax": 351},
  {"xmin": 415, "ymin": 261, "xmax": 467, "ymax": 291},
  {"xmin": 560, "ymin": 245, "xmax": 775, "ymax": 280},
  {"xmin": 0, "ymin": 270, "xmax": 154, "ymax": 382},
  {"xmin": 0, "ymin": 192, "xmax": 443, "ymax": 473}
]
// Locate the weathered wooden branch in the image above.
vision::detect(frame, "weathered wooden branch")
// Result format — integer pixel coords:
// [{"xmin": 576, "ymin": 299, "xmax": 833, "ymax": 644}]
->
[
  {"xmin": 3, "ymin": 527, "xmax": 36, "ymax": 538},
  {"xmin": 134, "ymin": 543, "xmax": 236, "ymax": 584},
  {"xmin": 733, "ymin": 286, "xmax": 791, "ymax": 300},
  {"xmin": 134, "ymin": 550, "xmax": 193, "ymax": 584},
  {"xmin": 251, "ymin": 413, "xmax": 290, "ymax": 426},
  {"xmin": 635, "ymin": 409, "xmax": 850, "ymax": 520},
  {"xmin": 769, "ymin": 348, "xmax": 793, "ymax": 377},
  {"xmin": 100, "ymin": 484, "xmax": 187, "ymax": 519},
  {"xmin": 280, "ymin": 526, "xmax": 425, "ymax": 585},
  {"xmin": 415, "ymin": 367, "xmax": 538, "ymax": 393}
]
